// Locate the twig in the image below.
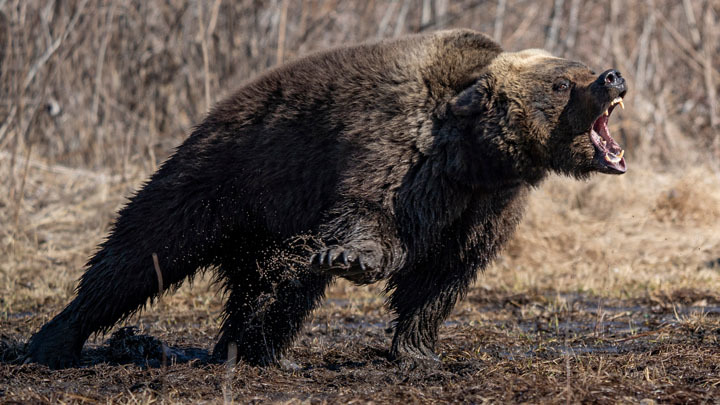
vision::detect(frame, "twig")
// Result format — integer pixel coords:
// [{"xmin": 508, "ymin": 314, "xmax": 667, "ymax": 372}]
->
[
  {"xmin": 565, "ymin": 346, "xmax": 571, "ymax": 405},
  {"xmin": 198, "ymin": 1, "xmax": 211, "ymax": 112},
  {"xmin": 9, "ymin": 98, "xmax": 42, "ymax": 199},
  {"xmin": 493, "ymin": 0, "xmax": 506, "ymax": 43},
  {"xmin": 92, "ymin": 2, "xmax": 116, "ymax": 121},
  {"xmin": 393, "ymin": 0, "xmax": 410, "ymax": 37},
  {"xmin": 421, "ymin": 0, "xmax": 433, "ymax": 27},
  {"xmin": 22, "ymin": 0, "xmax": 88, "ymax": 90},
  {"xmin": 563, "ymin": 312, "xmax": 573, "ymax": 405},
  {"xmin": 682, "ymin": 0, "xmax": 702, "ymax": 49},
  {"xmin": 609, "ymin": 0, "xmax": 628, "ymax": 72},
  {"xmin": 223, "ymin": 342, "xmax": 237, "ymax": 405},
  {"xmin": 657, "ymin": 13, "xmax": 720, "ymax": 81},
  {"xmin": 505, "ymin": 3, "xmax": 540, "ymax": 48},
  {"xmin": 276, "ymin": 0, "xmax": 288, "ymax": 64},
  {"xmin": 152, "ymin": 252, "xmax": 164, "ymax": 293},
  {"xmin": 0, "ymin": 105, "xmax": 16, "ymax": 147},
  {"xmin": 635, "ymin": 4, "xmax": 655, "ymax": 89},
  {"xmin": 12, "ymin": 144, "xmax": 32, "ymax": 232},
  {"xmin": 703, "ymin": 6, "xmax": 718, "ymax": 128},
  {"xmin": 207, "ymin": 0, "xmax": 223, "ymax": 37},
  {"xmin": 151, "ymin": 253, "xmax": 169, "ymax": 371},
  {"xmin": 0, "ymin": 151, "xmax": 113, "ymax": 182},
  {"xmin": 564, "ymin": 0, "xmax": 581, "ymax": 52},
  {"xmin": 545, "ymin": 0, "xmax": 564, "ymax": 52},
  {"xmin": 0, "ymin": 151, "xmax": 120, "ymax": 181},
  {"xmin": 612, "ymin": 325, "xmax": 671, "ymax": 343},
  {"xmin": 435, "ymin": 0, "xmax": 448, "ymax": 26},
  {"xmin": 0, "ymin": 10, "xmax": 8, "ymax": 73},
  {"xmin": 377, "ymin": 0, "xmax": 398, "ymax": 38}
]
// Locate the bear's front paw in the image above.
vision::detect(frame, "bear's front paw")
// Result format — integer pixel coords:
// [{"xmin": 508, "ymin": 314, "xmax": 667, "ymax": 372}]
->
[
  {"xmin": 390, "ymin": 348, "xmax": 441, "ymax": 373},
  {"xmin": 310, "ymin": 242, "xmax": 381, "ymax": 276}
]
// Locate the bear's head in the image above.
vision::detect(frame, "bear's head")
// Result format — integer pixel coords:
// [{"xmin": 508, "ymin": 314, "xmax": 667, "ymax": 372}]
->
[{"xmin": 452, "ymin": 49, "xmax": 627, "ymax": 183}]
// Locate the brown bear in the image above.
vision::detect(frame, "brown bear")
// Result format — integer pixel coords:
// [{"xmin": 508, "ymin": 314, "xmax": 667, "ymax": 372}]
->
[{"xmin": 25, "ymin": 29, "xmax": 627, "ymax": 369}]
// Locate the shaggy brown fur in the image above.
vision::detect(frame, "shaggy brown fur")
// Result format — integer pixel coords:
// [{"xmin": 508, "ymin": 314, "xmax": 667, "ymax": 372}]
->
[{"xmin": 25, "ymin": 29, "xmax": 627, "ymax": 369}]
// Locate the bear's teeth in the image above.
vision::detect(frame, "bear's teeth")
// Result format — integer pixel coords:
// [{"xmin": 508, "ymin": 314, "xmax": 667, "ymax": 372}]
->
[
  {"xmin": 604, "ymin": 108, "xmax": 609, "ymax": 116},
  {"xmin": 610, "ymin": 97, "xmax": 624, "ymax": 109},
  {"xmin": 604, "ymin": 150, "xmax": 624, "ymax": 163}
]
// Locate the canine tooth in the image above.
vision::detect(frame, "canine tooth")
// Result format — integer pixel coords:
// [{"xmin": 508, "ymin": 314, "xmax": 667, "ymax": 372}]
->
[
  {"xmin": 604, "ymin": 109, "xmax": 609, "ymax": 116},
  {"xmin": 604, "ymin": 153, "xmax": 620, "ymax": 163},
  {"xmin": 604, "ymin": 151, "xmax": 623, "ymax": 164},
  {"xmin": 610, "ymin": 97, "xmax": 625, "ymax": 109},
  {"xmin": 610, "ymin": 97, "xmax": 625, "ymax": 110}
]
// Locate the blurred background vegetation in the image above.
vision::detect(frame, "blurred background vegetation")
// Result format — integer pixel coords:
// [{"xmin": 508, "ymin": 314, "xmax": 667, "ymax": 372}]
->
[
  {"xmin": 0, "ymin": 0, "xmax": 718, "ymax": 176},
  {"xmin": 1, "ymin": 1, "xmax": 719, "ymax": 308}
]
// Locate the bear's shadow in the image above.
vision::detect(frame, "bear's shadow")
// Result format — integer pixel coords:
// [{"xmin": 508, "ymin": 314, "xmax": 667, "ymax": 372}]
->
[
  {"xmin": 82, "ymin": 326, "xmax": 214, "ymax": 368},
  {"xmin": 0, "ymin": 327, "xmax": 214, "ymax": 368},
  {"xmin": 3, "ymin": 327, "xmax": 382, "ymax": 371}
]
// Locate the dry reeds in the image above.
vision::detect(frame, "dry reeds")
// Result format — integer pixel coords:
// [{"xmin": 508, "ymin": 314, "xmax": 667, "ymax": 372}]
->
[{"xmin": 0, "ymin": 0, "xmax": 717, "ymax": 173}]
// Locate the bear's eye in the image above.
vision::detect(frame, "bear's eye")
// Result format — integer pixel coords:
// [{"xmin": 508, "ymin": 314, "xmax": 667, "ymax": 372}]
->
[{"xmin": 553, "ymin": 79, "xmax": 571, "ymax": 92}]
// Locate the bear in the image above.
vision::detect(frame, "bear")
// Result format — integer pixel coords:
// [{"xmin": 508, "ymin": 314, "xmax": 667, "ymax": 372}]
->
[{"xmin": 25, "ymin": 29, "xmax": 627, "ymax": 369}]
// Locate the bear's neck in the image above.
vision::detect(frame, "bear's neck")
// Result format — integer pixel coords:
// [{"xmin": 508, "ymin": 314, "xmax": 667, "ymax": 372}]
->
[
  {"xmin": 440, "ymin": 110, "xmax": 548, "ymax": 190},
  {"xmin": 396, "ymin": 137, "xmax": 532, "ymax": 265}
]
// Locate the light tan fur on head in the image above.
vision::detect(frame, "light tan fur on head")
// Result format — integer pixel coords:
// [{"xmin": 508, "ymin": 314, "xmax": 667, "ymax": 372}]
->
[{"xmin": 488, "ymin": 48, "xmax": 557, "ymax": 73}]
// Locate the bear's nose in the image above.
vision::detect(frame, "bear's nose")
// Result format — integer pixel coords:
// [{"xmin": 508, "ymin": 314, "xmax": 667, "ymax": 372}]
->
[{"xmin": 599, "ymin": 69, "xmax": 625, "ymax": 90}]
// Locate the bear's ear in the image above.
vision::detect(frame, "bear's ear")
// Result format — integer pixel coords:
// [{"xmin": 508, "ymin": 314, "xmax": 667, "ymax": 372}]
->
[{"xmin": 451, "ymin": 82, "xmax": 487, "ymax": 117}]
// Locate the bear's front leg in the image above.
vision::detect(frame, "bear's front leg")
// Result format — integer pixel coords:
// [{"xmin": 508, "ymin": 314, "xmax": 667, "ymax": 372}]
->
[
  {"xmin": 214, "ymin": 269, "xmax": 333, "ymax": 366},
  {"xmin": 387, "ymin": 262, "xmax": 475, "ymax": 370},
  {"xmin": 310, "ymin": 200, "xmax": 404, "ymax": 284}
]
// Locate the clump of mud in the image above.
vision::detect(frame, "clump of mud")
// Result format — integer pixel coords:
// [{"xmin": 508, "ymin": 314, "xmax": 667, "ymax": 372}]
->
[
  {"xmin": 102, "ymin": 327, "xmax": 167, "ymax": 367},
  {"xmin": 0, "ymin": 335, "xmax": 23, "ymax": 363},
  {"xmin": 97, "ymin": 327, "xmax": 210, "ymax": 368}
]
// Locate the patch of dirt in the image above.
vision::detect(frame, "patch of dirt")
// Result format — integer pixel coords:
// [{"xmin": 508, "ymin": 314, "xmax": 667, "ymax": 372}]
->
[{"xmin": 2, "ymin": 288, "xmax": 719, "ymax": 403}]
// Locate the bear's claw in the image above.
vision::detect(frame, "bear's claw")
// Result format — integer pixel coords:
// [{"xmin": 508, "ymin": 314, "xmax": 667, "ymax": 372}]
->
[{"xmin": 310, "ymin": 245, "xmax": 371, "ymax": 276}]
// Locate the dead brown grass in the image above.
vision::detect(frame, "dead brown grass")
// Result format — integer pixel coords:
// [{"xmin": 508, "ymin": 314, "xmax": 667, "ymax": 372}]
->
[
  {"xmin": 490, "ymin": 166, "xmax": 720, "ymax": 296},
  {"xmin": 1, "ymin": 0, "xmax": 720, "ymax": 403}
]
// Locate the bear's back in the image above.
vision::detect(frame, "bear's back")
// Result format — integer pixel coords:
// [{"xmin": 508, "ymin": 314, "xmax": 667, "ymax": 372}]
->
[
  {"xmin": 207, "ymin": 29, "xmax": 502, "ymax": 136},
  {"xmin": 172, "ymin": 30, "xmax": 503, "ymax": 235}
]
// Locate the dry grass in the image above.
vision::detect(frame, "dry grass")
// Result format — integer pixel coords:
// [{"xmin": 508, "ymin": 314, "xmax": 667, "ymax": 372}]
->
[
  {"xmin": 1, "ymin": 0, "xmax": 720, "ymax": 403},
  {"xmin": 490, "ymin": 166, "xmax": 720, "ymax": 296}
]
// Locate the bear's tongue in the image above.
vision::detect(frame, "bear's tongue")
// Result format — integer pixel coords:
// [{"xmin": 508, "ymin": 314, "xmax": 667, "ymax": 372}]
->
[{"xmin": 590, "ymin": 108, "xmax": 624, "ymax": 164}]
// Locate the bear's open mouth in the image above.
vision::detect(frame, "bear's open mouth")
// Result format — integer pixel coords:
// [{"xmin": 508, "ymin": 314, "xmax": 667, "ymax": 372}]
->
[{"xmin": 589, "ymin": 96, "xmax": 626, "ymax": 174}]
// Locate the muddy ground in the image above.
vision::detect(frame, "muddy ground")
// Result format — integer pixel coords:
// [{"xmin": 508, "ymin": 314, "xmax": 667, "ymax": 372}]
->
[{"xmin": 2, "ymin": 281, "xmax": 720, "ymax": 404}]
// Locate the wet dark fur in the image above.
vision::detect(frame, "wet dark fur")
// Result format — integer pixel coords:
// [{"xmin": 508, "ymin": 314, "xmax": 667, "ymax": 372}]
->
[{"xmin": 26, "ymin": 29, "xmax": 625, "ymax": 369}]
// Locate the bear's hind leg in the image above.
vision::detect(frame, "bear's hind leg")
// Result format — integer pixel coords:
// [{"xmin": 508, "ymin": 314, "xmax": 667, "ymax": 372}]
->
[
  {"xmin": 25, "ymin": 168, "xmax": 231, "ymax": 368},
  {"xmin": 24, "ymin": 229, "xmax": 213, "ymax": 369},
  {"xmin": 24, "ymin": 246, "xmax": 202, "ymax": 369}
]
